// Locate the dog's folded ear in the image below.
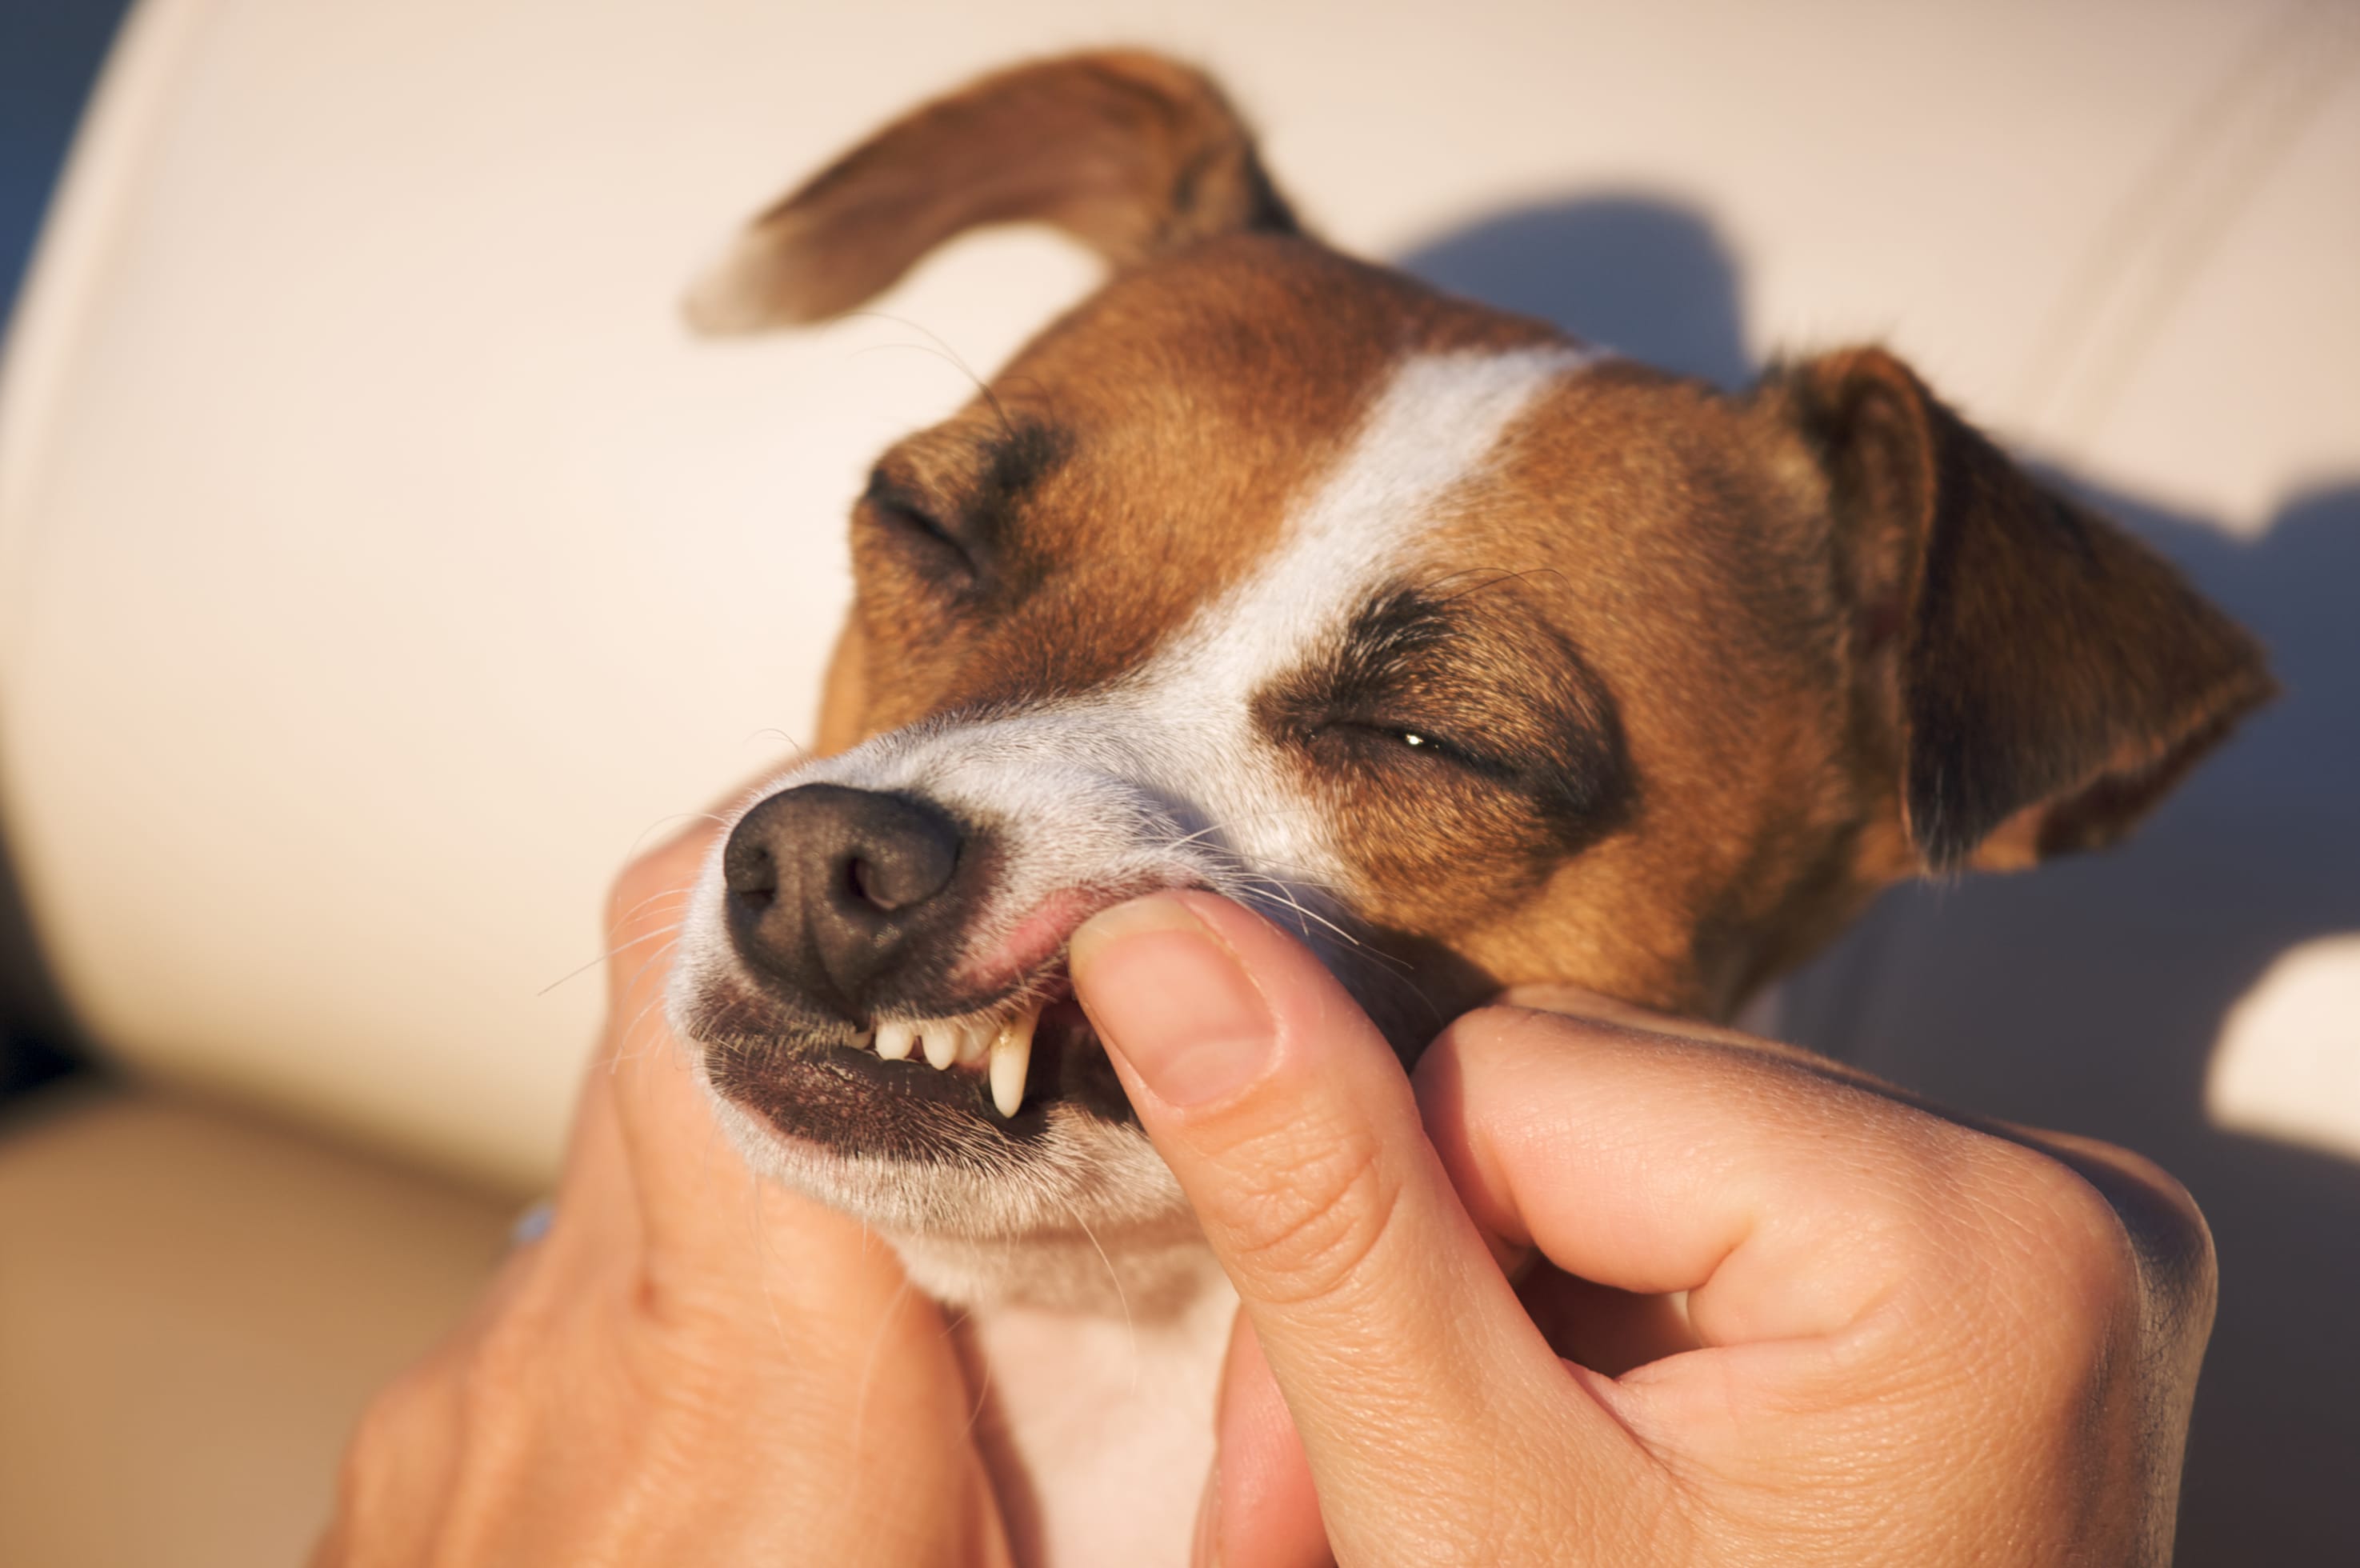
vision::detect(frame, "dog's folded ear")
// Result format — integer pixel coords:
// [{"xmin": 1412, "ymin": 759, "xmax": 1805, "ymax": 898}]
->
[
  {"xmin": 1773, "ymin": 347, "xmax": 2274, "ymax": 874},
  {"xmin": 684, "ymin": 51, "xmax": 1298, "ymax": 333}
]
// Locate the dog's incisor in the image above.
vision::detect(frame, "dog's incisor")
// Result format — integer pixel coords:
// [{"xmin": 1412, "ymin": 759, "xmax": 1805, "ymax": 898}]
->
[{"xmin": 664, "ymin": 52, "xmax": 2270, "ymax": 1566}]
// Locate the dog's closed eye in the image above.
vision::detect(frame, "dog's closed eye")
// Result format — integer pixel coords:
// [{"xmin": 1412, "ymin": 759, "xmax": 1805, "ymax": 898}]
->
[{"xmin": 860, "ymin": 473, "xmax": 977, "ymax": 582}]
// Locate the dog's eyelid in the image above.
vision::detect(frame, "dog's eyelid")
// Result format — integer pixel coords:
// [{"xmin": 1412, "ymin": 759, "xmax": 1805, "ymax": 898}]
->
[
  {"xmin": 858, "ymin": 477, "xmax": 986, "ymax": 585},
  {"xmin": 860, "ymin": 461, "xmax": 952, "ymax": 526},
  {"xmin": 873, "ymin": 490, "xmax": 955, "ymax": 540},
  {"xmin": 862, "ymin": 466, "xmax": 939, "ymax": 519},
  {"xmin": 1319, "ymin": 714, "xmax": 1502, "ymax": 774}
]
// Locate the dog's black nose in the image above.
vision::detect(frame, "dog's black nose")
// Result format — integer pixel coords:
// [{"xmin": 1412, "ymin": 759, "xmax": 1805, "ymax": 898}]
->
[{"xmin": 722, "ymin": 784, "xmax": 974, "ymax": 1017}]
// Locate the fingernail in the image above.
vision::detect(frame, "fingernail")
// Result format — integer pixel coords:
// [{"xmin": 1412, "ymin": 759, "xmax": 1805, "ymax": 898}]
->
[{"xmin": 1071, "ymin": 895, "xmax": 1275, "ymax": 1107}]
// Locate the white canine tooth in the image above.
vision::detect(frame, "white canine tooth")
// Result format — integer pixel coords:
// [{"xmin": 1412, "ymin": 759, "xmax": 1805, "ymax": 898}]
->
[
  {"xmin": 922, "ymin": 1025, "xmax": 958, "ymax": 1070},
  {"xmin": 989, "ymin": 1006, "xmax": 1040, "ymax": 1120},
  {"xmin": 956, "ymin": 1020, "xmax": 992, "ymax": 1066},
  {"xmin": 874, "ymin": 1021, "xmax": 914, "ymax": 1061}
]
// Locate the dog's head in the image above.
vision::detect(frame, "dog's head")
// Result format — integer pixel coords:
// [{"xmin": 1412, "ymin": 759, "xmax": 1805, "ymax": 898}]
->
[{"xmin": 666, "ymin": 54, "xmax": 2270, "ymax": 1303}]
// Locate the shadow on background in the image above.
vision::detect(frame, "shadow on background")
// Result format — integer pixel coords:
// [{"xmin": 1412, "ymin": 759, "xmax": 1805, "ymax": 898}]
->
[
  {"xmin": 1399, "ymin": 194, "xmax": 2360, "ymax": 1566},
  {"xmin": 1401, "ymin": 195, "xmax": 1752, "ymax": 388}
]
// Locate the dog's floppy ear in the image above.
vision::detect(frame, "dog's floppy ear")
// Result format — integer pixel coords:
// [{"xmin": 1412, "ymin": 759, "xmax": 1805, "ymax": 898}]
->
[
  {"xmin": 684, "ymin": 51, "xmax": 1298, "ymax": 333},
  {"xmin": 1774, "ymin": 347, "xmax": 2273, "ymax": 874}
]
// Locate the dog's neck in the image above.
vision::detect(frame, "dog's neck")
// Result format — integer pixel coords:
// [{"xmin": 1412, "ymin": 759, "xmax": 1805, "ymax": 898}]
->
[
  {"xmin": 946, "ymin": 1237, "xmax": 1236, "ymax": 1567},
  {"xmin": 892, "ymin": 1217, "xmax": 1220, "ymax": 1318}
]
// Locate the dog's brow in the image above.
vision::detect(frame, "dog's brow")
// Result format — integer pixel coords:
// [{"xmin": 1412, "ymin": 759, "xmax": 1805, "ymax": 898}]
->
[
  {"xmin": 972, "ymin": 419, "xmax": 1070, "ymax": 516},
  {"xmin": 1335, "ymin": 586, "xmax": 1457, "ymax": 678}
]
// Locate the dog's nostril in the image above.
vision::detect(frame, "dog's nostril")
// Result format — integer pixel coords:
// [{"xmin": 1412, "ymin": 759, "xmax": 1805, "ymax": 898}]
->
[
  {"xmin": 723, "ymin": 842, "xmax": 779, "ymax": 906},
  {"xmin": 840, "ymin": 835, "xmax": 955, "ymax": 914}
]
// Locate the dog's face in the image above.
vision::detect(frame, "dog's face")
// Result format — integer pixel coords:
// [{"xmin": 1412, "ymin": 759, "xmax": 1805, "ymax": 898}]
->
[{"xmin": 667, "ymin": 54, "xmax": 2270, "ymax": 1299}]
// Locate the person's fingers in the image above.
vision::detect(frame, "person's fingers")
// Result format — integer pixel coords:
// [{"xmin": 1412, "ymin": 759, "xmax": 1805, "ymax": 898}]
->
[
  {"xmin": 1414, "ymin": 998, "xmax": 2154, "ymax": 1491},
  {"xmin": 1512, "ymin": 1267, "xmax": 1702, "ymax": 1378},
  {"xmin": 1202, "ymin": 1314, "xmax": 1327, "ymax": 1568},
  {"xmin": 586, "ymin": 818, "xmax": 927, "ymax": 1325},
  {"xmin": 1070, "ymin": 892, "xmax": 1654, "ymax": 1563},
  {"xmin": 318, "ymin": 1341, "xmax": 470, "ymax": 1566},
  {"xmin": 530, "ymin": 822, "xmax": 720, "ymax": 1270},
  {"xmin": 1418, "ymin": 1004, "xmax": 1974, "ymax": 1343},
  {"xmin": 1499, "ymin": 986, "xmax": 2213, "ymax": 1361},
  {"xmin": 518, "ymin": 832, "xmax": 710, "ymax": 1275}
]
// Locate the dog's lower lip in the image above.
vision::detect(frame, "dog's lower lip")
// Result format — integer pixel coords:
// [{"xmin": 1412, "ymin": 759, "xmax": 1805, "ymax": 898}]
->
[
  {"xmin": 693, "ymin": 946, "xmax": 1142, "ymax": 1154},
  {"xmin": 716, "ymin": 997, "xmax": 1118, "ymax": 1152}
]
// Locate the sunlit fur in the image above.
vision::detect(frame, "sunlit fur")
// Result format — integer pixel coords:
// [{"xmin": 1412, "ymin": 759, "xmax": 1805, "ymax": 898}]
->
[{"xmin": 670, "ymin": 345, "xmax": 1602, "ymax": 1306}]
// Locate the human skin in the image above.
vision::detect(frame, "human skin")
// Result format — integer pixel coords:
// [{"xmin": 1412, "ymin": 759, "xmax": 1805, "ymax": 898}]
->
[
  {"xmin": 316, "ymin": 827, "xmax": 2214, "ymax": 1566},
  {"xmin": 310, "ymin": 823, "xmax": 1013, "ymax": 1568},
  {"xmin": 1070, "ymin": 892, "xmax": 2216, "ymax": 1568}
]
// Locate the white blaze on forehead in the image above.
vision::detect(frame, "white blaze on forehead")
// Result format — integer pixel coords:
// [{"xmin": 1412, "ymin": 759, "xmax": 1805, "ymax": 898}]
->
[
  {"xmin": 1279, "ymin": 343, "xmax": 1603, "ymax": 591},
  {"xmin": 1164, "ymin": 342, "xmax": 1604, "ymax": 716},
  {"xmin": 1121, "ymin": 342, "xmax": 1606, "ymax": 880}
]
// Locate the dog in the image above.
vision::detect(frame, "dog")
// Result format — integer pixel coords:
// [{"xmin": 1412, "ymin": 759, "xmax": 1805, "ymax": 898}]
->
[{"xmin": 665, "ymin": 51, "xmax": 2270, "ymax": 1565}]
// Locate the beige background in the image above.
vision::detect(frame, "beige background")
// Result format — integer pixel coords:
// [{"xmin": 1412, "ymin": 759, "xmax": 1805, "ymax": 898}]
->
[{"xmin": 1, "ymin": 1, "xmax": 2354, "ymax": 1561}]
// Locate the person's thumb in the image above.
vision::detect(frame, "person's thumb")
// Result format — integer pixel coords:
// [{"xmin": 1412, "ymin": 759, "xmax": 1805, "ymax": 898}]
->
[{"xmin": 1069, "ymin": 892, "xmax": 1642, "ymax": 1565}]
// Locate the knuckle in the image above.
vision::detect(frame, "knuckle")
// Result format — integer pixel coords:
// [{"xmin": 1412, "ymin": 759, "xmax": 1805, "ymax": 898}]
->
[
  {"xmin": 2069, "ymin": 1140, "xmax": 2218, "ymax": 1332},
  {"xmin": 459, "ymin": 1305, "xmax": 549, "ymax": 1416},
  {"xmin": 1963, "ymin": 1140, "xmax": 2150, "ymax": 1373},
  {"xmin": 2008, "ymin": 1145, "xmax": 2144, "ymax": 1294},
  {"xmin": 1214, "ymin": 1125, "xmax": 1405, "ymax": 1306},
  {"xmin": 332, "ymin": 1358, "xmax": 447, "ymax": 1519},
  {"xmin": 348, "ymin": 1354, "xmax": 445, "ymax": 1454},
  {"xmin": 338, "ymin": 1390, "xmax": 406, "ymax": 1485}
]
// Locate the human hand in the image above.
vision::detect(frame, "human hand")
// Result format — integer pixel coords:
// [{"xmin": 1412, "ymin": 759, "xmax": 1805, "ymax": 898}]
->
[
  {"xmin": 1069, "ymin": 892, "xmax": 2214, "ymax": 1567},
  {"xmin": 311, "ymin": 823, "xmax": 1010, "ymax": 1568}
]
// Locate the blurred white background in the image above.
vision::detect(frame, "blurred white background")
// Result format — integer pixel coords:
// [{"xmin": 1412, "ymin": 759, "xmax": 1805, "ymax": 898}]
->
[{"xmin": 1, "ymin": 1, "xmax": 2354, "ymax": 1561}]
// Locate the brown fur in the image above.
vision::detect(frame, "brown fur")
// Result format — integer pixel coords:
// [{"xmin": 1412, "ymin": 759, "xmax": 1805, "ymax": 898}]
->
[
  {"xmin": 686, "ymin": 52, "xmax": 1296, "ymax": 333},
  {"xmin": 706, "ymin": 50, "xmax": 2270, "ymax": 1037}
]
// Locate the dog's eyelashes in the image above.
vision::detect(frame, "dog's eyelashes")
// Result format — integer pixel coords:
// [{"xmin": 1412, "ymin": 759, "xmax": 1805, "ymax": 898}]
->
[
  {"xmin": 1382, "ymin": 726, "xmax": 1482, "ymax": 770},
  {"xmin": 1324, "ymin": 719, "xmax": 1491, "ymax": 774},
  {"xmin": 878, "ymin": 497, "xmax": 955, "ymax": 547}
]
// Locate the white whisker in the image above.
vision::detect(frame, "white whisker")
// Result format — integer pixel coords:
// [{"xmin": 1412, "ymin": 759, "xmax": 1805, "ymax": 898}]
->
[{"xmin": 538, "ymin": 919, "xmax": 686, "ymax": 996}]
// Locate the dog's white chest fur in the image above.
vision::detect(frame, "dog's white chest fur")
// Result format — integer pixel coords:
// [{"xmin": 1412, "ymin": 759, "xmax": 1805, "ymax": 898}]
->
[{"xmin": 962, "ymin": 1262, "xmax": 1238, "ymax": 1568}]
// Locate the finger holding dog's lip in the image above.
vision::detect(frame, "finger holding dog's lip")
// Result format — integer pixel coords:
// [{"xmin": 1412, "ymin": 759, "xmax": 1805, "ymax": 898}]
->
[
  {"xmin": 1075, "ymin": 891, "xmax": 2203, "ymax": 1567},
  {"xmin": 1071, "ymin": 891, "xmax": 1662, "ymax": 1567},
  {"xmin": 316, "ymin": 816, "xmax": 1012, "ymax": 1568}
]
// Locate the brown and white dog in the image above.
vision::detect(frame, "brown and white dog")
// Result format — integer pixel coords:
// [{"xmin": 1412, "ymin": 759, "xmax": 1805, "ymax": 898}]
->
[{"xmin": 666, "ymin": 52, "xmax": 2270, "ymax": 1564}]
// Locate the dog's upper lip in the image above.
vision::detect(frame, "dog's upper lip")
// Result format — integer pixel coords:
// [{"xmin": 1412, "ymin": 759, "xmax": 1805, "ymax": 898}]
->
[{"xmin": 950, "ymin": 882, "xmax": 1159, "ymax": 995}]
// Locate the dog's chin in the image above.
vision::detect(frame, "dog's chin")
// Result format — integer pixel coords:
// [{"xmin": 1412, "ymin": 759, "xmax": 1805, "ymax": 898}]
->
[{"xmin": 678, "ymin": 976, "xmax": 1203, "ymax": 1300}]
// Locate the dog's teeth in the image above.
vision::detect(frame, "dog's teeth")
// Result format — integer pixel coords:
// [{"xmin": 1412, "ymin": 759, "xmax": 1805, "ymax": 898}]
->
[
  {"xmin": 989, "ymin": 1006, "xmax": 1040, "ymax": 1120},
  {"xmin": 922, "ymin": 1026, "xmax": 958, "ymax": 1070},
  {"xmin": 955, "ymin": 1020, "xmax": 992, "ymax": 1066},
  {"xmin": 874, "ymin": 1021, "xmax": 915, "ymax": 1061}
]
